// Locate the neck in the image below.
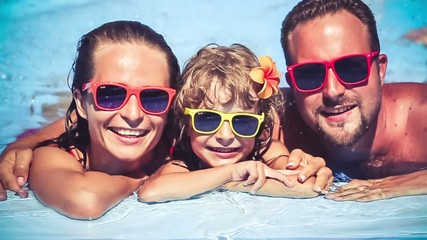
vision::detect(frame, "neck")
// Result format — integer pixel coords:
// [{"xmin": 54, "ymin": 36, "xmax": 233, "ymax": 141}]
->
[{"xmin": 86, "ymin": 145, "xmax": 154, "ymax": 178}]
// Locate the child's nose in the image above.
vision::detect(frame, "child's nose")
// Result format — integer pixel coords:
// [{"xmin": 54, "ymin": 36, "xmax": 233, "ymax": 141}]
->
[{"xmin": 215, "ymin": 121, "xmax": 235, "ymax": 143}]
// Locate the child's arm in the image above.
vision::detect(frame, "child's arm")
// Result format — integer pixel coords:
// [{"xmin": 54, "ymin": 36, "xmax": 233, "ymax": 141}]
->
[
  {"xmin": 222, "ymin": 176, "xmax": 318, "ymax": 198},
  {"xmin": 263, "ymin": 140, "xmax": 290, "ymax": 169},
  {"xmin": 29, "ymin": 146, "xmax": 143, "ymax": 220},
  {"xmin": 138, "ymin": 160, "xmax": 293, "ymax": 203}
]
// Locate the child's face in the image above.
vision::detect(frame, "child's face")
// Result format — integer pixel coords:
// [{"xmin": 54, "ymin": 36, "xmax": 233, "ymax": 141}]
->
[{"xmin": 187, "ymin": 87, "xmax": 258, "ymax": 168}]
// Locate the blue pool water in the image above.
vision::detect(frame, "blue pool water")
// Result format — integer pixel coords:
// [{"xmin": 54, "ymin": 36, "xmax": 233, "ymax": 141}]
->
[{"xmin": 0, "ymin": 0, "xmax": 426, "ymax": 239}]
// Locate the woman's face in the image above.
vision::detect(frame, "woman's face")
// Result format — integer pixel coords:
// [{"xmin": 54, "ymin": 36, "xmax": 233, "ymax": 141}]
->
[
  {"xmin": 187, "ymin": 84, "xmax": 257, "ymax": 168},
  {"xmin": 77, "ymin": 43, "xmax": 171, "ymax": 173}
]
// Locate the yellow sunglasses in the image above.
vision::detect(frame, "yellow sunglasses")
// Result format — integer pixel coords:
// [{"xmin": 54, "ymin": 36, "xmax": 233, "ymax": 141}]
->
[{"xmin": 184, "ymin": 108, "xmax": 265, "ymax": 138}]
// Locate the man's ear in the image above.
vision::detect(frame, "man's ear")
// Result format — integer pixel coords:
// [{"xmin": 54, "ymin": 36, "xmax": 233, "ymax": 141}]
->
[
  {"xmin": 73, "ymin": 89, "xmax": 88, "ymax": 120},
  {"xmin": 377, "ymin": 53, "xmax": 388, "ymax": 86}
]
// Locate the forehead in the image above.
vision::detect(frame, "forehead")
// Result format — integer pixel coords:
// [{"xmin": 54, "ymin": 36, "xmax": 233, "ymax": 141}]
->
[
  {"xmin": 200, "ymin": 78, "xmax": 258, "ymax": 112},
  {"xmin": 92, "ymin": 43, "xmax": 170, "ymax": 87},
  {"xmin": 288, "ymin": 11, "xmax": 371, "ymax": 62}
]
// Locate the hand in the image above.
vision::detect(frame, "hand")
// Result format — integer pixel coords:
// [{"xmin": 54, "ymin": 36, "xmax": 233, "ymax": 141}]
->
[
  {"xmin": 0, "ymin": 147, "xmax": 32, "ymax": 200},
  {"xmin": 325, "ymin": 171, "xmax": 427, "ymax": 201},
  {"xmin": 286, "ymin": 149, "xmax": 333, "ymax": 193},
  {"xmin": 230, "ymin": 161, "xmax": 294, "ymax": 194}
]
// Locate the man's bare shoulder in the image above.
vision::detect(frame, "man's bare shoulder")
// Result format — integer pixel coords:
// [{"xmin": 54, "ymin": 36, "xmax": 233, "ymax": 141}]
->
[{"xmin": 383, "ymin": 82, "xmax": 427, "ymax": 104}]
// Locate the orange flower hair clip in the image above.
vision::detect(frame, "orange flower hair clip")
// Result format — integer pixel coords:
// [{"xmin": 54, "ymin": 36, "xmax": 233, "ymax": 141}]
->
[{"xmin": 249, "ymin": 56, "xmax": 281, "ymax": 99}]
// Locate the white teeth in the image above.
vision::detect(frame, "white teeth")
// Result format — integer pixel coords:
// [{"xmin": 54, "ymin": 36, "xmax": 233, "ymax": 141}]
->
[
  {"xmin": 326, "ymin": 106, "xmax": 352, "ymax": 114},
  {"xmin": 113, "ymin": 128, "xmax": 145, "ymax": 137},
  {"xmin": 211, "ymin": 147, "xmax": 238, "ymax": 153}
]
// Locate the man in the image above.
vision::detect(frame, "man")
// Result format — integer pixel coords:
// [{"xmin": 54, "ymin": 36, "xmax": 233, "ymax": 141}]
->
[{"xmin": 279, "ymin": 0, "xmax": 427, "ymax": 201}]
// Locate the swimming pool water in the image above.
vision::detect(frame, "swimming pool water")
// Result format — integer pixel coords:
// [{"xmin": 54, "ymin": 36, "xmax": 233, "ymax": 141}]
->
[{"xmin": 0, "ymin": 0, "xmax": 426, "ymax": 239}]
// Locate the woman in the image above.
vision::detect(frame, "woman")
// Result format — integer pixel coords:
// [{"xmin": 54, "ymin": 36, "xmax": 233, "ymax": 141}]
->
[{"xmin": 28, "ymin": 20, "xmax": 179, "ymax": 219}]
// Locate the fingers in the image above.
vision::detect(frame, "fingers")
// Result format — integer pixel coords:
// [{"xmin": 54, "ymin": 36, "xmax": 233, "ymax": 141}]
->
[
  {"xmin": 288, "ymin": 149, "xmax": 330, "ymax": 185},
  {"xmin": 265, "ymin": 167, "xmax": 295, "ymax": 188},
  {"xmin": 297, "ymin": 156, "xmax": 327, "ymax": 182},
  {"xmin": 286, "ymin": 149, "xmax": 308, "ymax": 169},
  {"xmin": 0, "ymin": 168, "xmax": 26, "ymax": 198},
  {"xmin": 248, "ymin": 163, "xmax": 266, "ymax": 193},
  {"xmin": 325, "ymin": 180, "xmax": 383, "ymax": 202},
  {"xmin": 312, "ymin": 167, "xmax": 333, "ymax": 193},
  {"xmin": 0, "ymin": 184, "xmax": 6, "ymax": 201},
  {"xmin": 325, "ymin": 186, "xmax": 374, "ymax": 202},
  {"xmin": 242, "ymin": 162, "xmax": 294, "ymax": 194},
  {"xmin": 0, "ymin": 149, "xmax": 31, "ymax": 198},
  {"xmin": 14, "ymin": 149, "xmax": 32, "ymax": 186},
  {"xmin": 338, "ymin": 179, "xmax": 372, "ymax": 190}
]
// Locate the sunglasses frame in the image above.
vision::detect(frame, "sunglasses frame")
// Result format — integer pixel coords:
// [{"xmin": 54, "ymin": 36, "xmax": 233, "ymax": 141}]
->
[
  {"xmin": 184, "ymin": 108, "xmax": 265, "ymax": 138},
  {"xmin": 287, "ymin": 51, "xmax": 379, "ymax": 93},
  {"xmin": 82, "ymin": 82, "xmax": 176, "ymax": 115}
]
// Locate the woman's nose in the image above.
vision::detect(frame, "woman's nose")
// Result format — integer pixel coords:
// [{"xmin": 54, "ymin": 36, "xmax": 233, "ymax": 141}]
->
[{"xmin": 119, "ymin": 94, "xmax": 144, "ymax": 126}]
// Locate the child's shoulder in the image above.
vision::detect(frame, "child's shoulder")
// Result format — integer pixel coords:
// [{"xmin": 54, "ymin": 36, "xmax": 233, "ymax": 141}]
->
[{"xmin": 155, "ymin": 159, "xmax": 191, "ymax": 175}]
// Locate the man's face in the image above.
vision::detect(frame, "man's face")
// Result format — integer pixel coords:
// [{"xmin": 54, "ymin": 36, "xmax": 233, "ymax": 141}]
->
[{"xmin": 286, "ymin": 11, "xmax": 386, "ymax": 148}]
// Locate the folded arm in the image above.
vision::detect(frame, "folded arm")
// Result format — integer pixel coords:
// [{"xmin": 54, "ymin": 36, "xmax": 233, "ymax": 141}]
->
[
  {"xmin": 30, "ymin": 146, "xmax": 142, "ymax": 219},
  {"xmin": 222, "ymin": 176, "xmax": 319, "ymax": 198},
  {"xmin": 138, "ymin": 160, "xmax": 293, "ymax": 203}
]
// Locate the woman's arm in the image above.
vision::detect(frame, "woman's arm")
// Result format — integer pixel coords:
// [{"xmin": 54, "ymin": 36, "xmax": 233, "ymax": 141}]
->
[
  {"xmin": 0, "ymin": 118, "xmax": 66, "ymax": 200},
  {"xmin": 138, "ymin": 160, "xmax": 292, "ymax": 203},
  {"xmin": 30, "ymin": 146, "xmax": 142, "ymax": 220}
]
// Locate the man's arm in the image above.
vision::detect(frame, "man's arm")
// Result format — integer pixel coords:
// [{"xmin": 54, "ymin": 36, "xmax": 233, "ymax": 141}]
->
[
  {"xmin": 325, "ymin": 170, "xmax": 427, "ymax": 201},
  {"xmin": 0, "ymin": 117, "xmax": 66, "ymax": 200}
]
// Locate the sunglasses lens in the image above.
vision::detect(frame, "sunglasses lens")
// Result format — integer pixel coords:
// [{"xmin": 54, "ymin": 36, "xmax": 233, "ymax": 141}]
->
[
  {"xmin": 232, "ymin": 115, "xmax": 260, "ymax": 136},
  {"xmin": 96, "ymin": 85, "xmax": 126, "ymax": 109},
  {"xmin": 140, "ymin": 89, "xmax": 170, "ymax": 113},
  {"xmin": 293, "ymin": 63, "xmax": 326, "ymax": 91},
  {"xmin": 335, "ymin": 56, "xmax": 369, "ymax": 83},
  {"xmin": 193, "ymin": 111, "xmax": 221, "ymax": 133}
]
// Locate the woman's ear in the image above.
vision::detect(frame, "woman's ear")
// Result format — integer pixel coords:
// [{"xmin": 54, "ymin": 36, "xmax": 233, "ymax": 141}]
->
[{"xmin": 73, "ymin": 89, "xmax": 88, "ymax": 120}]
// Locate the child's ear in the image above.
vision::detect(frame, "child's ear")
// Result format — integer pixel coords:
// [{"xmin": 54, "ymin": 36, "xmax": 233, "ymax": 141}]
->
[{"xmin": 73, "ymin": 89, "xmax": 88, "ymax": 120}]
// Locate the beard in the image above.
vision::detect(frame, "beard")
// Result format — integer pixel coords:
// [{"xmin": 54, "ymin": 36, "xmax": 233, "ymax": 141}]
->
[
  {"xmin": 315, "ymin": 114, "xmax": 370, "ymax": 148},
  {"xmin": 314, "ymin": 94, "xmax": 381, "ymax": 149}
]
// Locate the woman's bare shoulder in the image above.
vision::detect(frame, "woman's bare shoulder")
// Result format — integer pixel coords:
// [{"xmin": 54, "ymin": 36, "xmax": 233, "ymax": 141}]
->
[{"xmin": 33, "ymin": 146, "xmax": 82, "ymax": 169}]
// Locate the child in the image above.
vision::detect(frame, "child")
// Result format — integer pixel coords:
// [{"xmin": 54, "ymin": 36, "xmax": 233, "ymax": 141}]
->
[{"xmin": 138, "ymin": 44, "xmax": 326, "ymax": 203}]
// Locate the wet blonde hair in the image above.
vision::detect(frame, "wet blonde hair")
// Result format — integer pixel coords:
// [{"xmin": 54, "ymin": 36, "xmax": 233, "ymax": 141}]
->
[{"xmin": 173, "ymin": 43, "xmax": 285, "ymax": 168}]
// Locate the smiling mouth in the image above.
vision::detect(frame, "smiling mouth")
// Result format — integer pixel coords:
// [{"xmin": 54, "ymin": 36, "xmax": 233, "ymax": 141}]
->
[
  {"xmin": 208, "ymin": 147, "xmax": 240, "ymax": 153},
  {"xmin": 321, "ymin": 105, "xmax": 355, "ymax": 117},
  {"xmin": 109, "ymin": 127, "xmax": 148, "ymax": 138}
]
